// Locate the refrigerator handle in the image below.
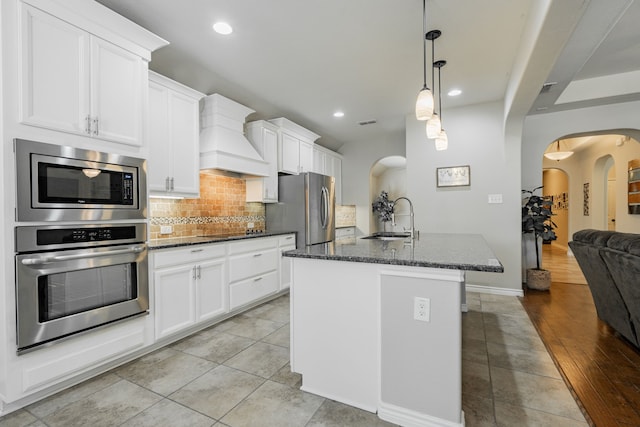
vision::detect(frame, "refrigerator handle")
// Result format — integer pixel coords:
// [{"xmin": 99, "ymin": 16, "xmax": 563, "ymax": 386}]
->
[{"xmin": 321, "ymin": 186, "xmax": 328, "ymax": 229}]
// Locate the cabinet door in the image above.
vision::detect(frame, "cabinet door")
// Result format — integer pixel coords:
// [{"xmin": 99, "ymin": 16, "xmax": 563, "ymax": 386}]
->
[
  {"xmin": 299, "ymin": 140, "xmax": 314, "ymax": 173},
  {"xmin": 154, "ymin": 264, "xmax": 196, "ymax": 339},
  {"xmin": 332, "ymin": 156, "xmax": 342, "ymax": 204},
  {"xmin": 147, "ymin": 80, "xmax": 171, "ymax": 193},
  {"xmin": 20, "ymin": 5, "xmax": 91, "ymax": 134},
  {"xmin": 313, "ymin": 148, "xmax": 326, "ymax": 174},
  {"xmin": 196, "ymin": 259, "xmax": 227, "ymax": 322},
  {"xmin": 91, "ymin": 37, "xmax": 143, "ymax": 146},
  {"xmin": 280, "ymin": 132, "xmax": 300, "ymax": 174},
  {"xmin": 169, "ymin": 90, "xmax": 200, "ymax": 196},
  {"xmin": 263, "ymin": 127, "xmax": 279, "ymax": 201}
]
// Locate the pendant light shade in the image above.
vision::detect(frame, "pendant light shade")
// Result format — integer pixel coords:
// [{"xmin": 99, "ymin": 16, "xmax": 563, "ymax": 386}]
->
[
  {"xmin": 416, "ymin": 88, "xmax": 434, "ymax": 120},
  {"xmin": 415, "ymin": 0, "xmax": 434, "ymax": 121},
  {"xmin": 544, "ymin": 140, "xmax": 574, "ymax": 161},
  {"xmin": 435, "ymin": 129, "xmax": 448, "ymax": 151},
  {"xmin": 426, "ymin": 113, "xmax": 441, "ymax": 138}
]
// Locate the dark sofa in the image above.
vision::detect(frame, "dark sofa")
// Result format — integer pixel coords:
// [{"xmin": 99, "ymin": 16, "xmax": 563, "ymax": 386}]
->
[{"xmin": 569, "ymin": 229, "xmax": 639, "ymax": 348}]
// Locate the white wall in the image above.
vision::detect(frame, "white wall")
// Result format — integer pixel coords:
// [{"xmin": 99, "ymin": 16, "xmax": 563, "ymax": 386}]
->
[
  {"xmin": 406, "ymin": 101, "xmax": 521, "ymax": 291},
  {"xmin": 341, "ymin": 137, "xmax": 405, "ymax": 236}
]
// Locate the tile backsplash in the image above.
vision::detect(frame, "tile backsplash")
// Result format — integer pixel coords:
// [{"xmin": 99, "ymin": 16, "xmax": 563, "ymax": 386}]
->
[{"xmin": 149, "ymin": 172, "xmax": 265, "ymax": 239}]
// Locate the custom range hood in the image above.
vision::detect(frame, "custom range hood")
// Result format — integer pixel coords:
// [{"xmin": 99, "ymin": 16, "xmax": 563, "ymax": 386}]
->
[{"xmin": 200, "ymin": 94, "xmax": 269, "ymax": 176}]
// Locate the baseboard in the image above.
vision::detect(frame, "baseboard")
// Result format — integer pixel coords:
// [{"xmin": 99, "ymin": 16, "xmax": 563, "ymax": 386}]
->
[
  {"xmin": 378, "ymin": 401, "xmax": 465, "ymax": 427},
  {"xmin": 466, "ymin": 283, "xmax": 524, "ymax": 297}
]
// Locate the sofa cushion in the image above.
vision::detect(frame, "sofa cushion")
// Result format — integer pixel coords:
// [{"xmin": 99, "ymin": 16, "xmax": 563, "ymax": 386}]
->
[
  {"xmin": 607, "ymin": 232, "xmax": 640, "ymax": 256},
  {"xmin": 572, "ymin": 229, "xmax": 617, "ymax": 247}
]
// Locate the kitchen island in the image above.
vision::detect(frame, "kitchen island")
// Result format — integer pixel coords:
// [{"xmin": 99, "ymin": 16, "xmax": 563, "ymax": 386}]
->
[{"xmin": 284, "ymin": 234, "xmax": 503, "ymax": 427}]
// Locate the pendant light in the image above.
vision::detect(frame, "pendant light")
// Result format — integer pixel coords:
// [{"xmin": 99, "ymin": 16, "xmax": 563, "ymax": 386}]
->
[
  {"xmin": 426, "ymin": 30, "xmax": 442, "ymax": 138},
  {"xmin": 433, "ymin": 60, "xmax": 448, "ymax": 151},
  {"xmin": 415, "ymin": 0, "xmax": 434, "ymax": 120},
  {"xmin": 544, "ymin": 140, "xmax": 574, "ymax": 161}
]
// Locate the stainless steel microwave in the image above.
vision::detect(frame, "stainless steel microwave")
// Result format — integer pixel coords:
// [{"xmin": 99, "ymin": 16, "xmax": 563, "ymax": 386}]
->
[{"xmin": 15, "ymin": 139, "xmax": 147, "ymax": 222}]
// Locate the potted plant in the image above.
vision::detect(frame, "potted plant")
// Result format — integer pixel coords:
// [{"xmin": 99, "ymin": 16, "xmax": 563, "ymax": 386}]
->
[
  {"xmin": 372, "ymin": 191, "xmax": 394, "ymax": 231},
  {"xmin": 522, "ymin": 186, "xmax": 557, "ymax": 290}
]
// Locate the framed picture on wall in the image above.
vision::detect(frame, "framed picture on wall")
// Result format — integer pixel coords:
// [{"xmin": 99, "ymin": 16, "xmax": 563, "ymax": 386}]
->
[
  {"xmin": 583, "ymin": 182, "xmax": 590, "ymax": 216},
  {"xmin": 436, "ymin": 165, "xmax": 470, "ymax": 187}
]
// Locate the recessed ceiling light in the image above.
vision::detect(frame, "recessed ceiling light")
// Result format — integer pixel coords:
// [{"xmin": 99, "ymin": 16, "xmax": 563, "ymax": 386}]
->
[
  {"xmin": 448, "ymin": 89, "xmax": 462, "ymax": 97},
  {"xmin": 212, "ymin": 22, "xmax": 233, "ymax": 35},
  {"xmin": 333, "ymin": 111, "xmax": 345, "ymax": 118}
]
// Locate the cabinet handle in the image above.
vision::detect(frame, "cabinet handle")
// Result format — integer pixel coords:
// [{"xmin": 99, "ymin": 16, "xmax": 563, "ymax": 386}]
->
[
  {"xmin": 197, "ymin": 265, "xmax": 201, "ymax": 279},
  {"xmin": 285, "ymin": 236, "xmax": 293, "ymax": 240},
  {"xmin": 92, "ymin": 117, "xmax": 99, "ymax": 135},
  {"xmin": 253, "ymin": 253, "xmax": 263, "ymax": 257},
  {"xmin": 254, "ymin": 277, "xmax": 263, "ymax": 282},
  {"xmin": 170, "ymin": 177, "xmax": 174, "ymax": 191},
  {"xmin": 191, "ymin": 248, "xmax": 204, "ymax": 253},
  {"xmin": 165, "ymin": 177, "xmax": 170, "ymax": 191},
  {"xmin": 192, "ymin": 265, "xmax": 197, "ymax": 280},
  {"xmin": 85, "ymin": 115, "xmax": 91, "ymax": 134}
]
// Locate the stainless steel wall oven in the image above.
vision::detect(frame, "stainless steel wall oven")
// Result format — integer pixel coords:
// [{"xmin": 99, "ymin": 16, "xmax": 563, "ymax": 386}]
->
[
  {"xmin": 15, "ymin": 223, "xmax": 149, "ymax": 353},
  {"xmin": 15, "ymin": 139, "xmax": 147, "ymax": 222}
]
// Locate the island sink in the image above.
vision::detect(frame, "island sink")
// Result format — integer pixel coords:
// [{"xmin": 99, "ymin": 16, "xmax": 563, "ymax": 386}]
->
[{"xmin": 361, "ymin": 231, "xmax": 412, "ymax": 241}]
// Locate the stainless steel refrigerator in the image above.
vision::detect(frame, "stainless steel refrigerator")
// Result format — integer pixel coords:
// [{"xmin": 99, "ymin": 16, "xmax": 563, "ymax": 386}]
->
[{"xmin": 266, "ymin": 172, "xmax": 335, "ymax": 248}]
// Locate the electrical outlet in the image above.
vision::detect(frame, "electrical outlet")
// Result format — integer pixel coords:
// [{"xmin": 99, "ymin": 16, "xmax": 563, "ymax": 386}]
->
[
  {"xmin": 247, "ymin": 222, "xmax": 255, "ymax": 229},
  {"xmin": 160, "ymin": 225, "xmax": 173, "ymax": 235},
  {"xmin": 414, "ymin": 297, "xmax": 430, "ymax": 322}
]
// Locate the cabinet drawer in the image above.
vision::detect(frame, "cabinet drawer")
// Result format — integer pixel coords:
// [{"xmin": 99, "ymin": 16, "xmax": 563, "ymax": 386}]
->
[
  {"xmin": 229, "ymin": 248, "xmax": 278, "ymax": 282},
  {"xmin": 228, "ymin": 237, "xmax": 277, "ymax": 255},
  {"xmin": 154, "ymin": 243, "xmax": 226, "ymax": 268},
  {"xmin": 278, "ymin": 234, "xmax": 296, "ymax": 246},
  {"xmin": 230, "ymin": 271, "xmax": 279, "ymax": 309}
]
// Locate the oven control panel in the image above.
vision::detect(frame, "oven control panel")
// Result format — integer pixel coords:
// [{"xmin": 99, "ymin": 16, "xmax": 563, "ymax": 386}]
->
[
  {"xmin": 40, "ymin": 226, "xmax": 135, "ymax": 245},
  {"xmin": 16, "ymin": 223, "xmax": 146, "ymax": 253}
]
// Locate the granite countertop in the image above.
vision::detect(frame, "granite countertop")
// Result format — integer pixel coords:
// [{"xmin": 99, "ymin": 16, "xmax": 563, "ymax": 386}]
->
[
  {"xmin": 149, "ymin": 231, "xmax": 296, "ymax": 250},
  {"xmin": 283, "ymin": 233, "xmax": 504, "ymax": 272}
]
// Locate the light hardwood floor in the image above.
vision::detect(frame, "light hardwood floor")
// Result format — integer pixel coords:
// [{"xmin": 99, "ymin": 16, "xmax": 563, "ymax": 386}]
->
[{"xmin": 541, "ymin": 243, "xmax": 586, "ymax": 285}]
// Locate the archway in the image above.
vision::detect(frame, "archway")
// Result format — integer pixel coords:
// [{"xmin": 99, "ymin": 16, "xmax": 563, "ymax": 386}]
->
[{"xmin": 369, "ymin": 156, "xmax": 406, "ymax": 234}]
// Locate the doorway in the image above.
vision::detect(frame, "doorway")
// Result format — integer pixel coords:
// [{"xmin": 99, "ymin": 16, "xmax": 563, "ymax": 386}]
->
[
  {"xmin": 369, "ymin": 156, "xmax": 406, "ymax": 234},
  {"xmin": 605, "ymin": 157, "xmax": 616, "ymax": 230}
]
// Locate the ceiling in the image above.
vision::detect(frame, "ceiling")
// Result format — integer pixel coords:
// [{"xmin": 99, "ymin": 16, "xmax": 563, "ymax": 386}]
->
[{"xmin": 95, "ymin": 0, "xmax": 640, "ymax": 152}]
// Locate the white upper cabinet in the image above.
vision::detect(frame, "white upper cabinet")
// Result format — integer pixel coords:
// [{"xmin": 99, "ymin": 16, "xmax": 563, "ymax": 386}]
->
[
  {"xmin": 18, "ymin": 2, "xmax": 167, "ymax": 147},
  {"xmin": 148, "ymin": 71, "xmax": 204, "ymax": 198},
  {"xmin": 246, "ymin": 120, "xmax": 279, "ymax": 203},
  {"xmin": 269, "ymin": 118, "xmax": 320, "ymax": 175},
  {"xmin": 312, "ymin": 144, "xmax": 343, "ymax": 204}
]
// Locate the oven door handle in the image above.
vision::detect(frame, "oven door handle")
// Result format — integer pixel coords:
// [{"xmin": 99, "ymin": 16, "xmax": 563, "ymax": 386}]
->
[{"xmin": 21, "ymin": 245, "xmax": 146, "ymax": 265}]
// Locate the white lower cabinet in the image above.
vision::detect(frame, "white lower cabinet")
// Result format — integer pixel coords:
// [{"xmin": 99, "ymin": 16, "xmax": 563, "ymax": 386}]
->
[
  {"xmin": 279, "ymin": 234, "xmax": 296, "ymax": 290},
  {"xmin": 228, "ymin": 237, "xmax": 279, "ymax": 310},
  {"xmin": 153, "ymin": 244, "xmax": 227, "ymax": 340}
]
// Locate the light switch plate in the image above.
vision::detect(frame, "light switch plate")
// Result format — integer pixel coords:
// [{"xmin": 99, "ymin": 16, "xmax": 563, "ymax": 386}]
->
[
  {"xmin": 160, "ymin": 225, "xmax": 173, "ymax": 234},
  {"xmin": 488, "ymin": 194, "xmax": 503, "ymax": 204}
]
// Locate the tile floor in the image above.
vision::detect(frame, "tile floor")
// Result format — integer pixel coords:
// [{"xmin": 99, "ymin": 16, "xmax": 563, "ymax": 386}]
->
[{"xmin": 0, "ymin": 292, "xmax": 587, "ymax": 427}]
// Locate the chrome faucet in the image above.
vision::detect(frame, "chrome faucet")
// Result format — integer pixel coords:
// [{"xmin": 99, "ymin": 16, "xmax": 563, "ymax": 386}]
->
[{"xmin": 392, "ymin": 196, "xmax": 416, "ymax": 240}]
